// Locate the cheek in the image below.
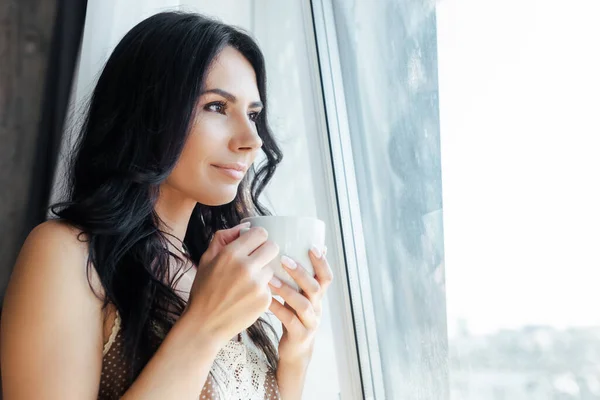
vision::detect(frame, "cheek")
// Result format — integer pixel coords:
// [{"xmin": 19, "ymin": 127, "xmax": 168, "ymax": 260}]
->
[
  {"xmin": 187, "ymin": 117, "xmax": 228, "ymax": 156},
  {"xmin": 171, "ymin": 148, "xmax": 204, "ymax": 184},
  {"xmin": 165, "ymin": 120, "xmax": 232, "ymax": 197},
  {"xmin": 172, "ymin": 133, "xmax": 213, "ymax": 182}
]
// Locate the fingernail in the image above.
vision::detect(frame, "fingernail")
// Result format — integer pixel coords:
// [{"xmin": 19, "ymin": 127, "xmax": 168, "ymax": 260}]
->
[
  {"xmin": 269, "ymin": 276, "xmax": 282, "ymax": 288},
  {"xmin": 239, "ymin": 222, "xmax": 251, "ymax": 228},
  {"xmin": 281, "ymin": 255, "xmax": 297, "ymax": 269},
  {"xmin": 310, "ymin": 245, "xmax": 322, "ymax": 259},
  {"xmin": 323, "ymin": 245, "xmax": 328, "ymax": 256}
]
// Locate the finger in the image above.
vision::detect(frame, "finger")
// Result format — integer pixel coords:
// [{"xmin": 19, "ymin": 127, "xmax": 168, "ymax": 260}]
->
[
  {"xmin": 308, "ymin": 245, "xmax": 334, "ymax": 292},
  {"xmin": 269, "ymin": 278, "xmax": 318, "ymax": 331},
  {"xmin": 211, "ymin": 222, "xmax": 252, "ymax": 247},
  {"xmin": 227, "ymin": 226, "xmax": 270, "ymax": 255},
  {"xmin": 280, "ymin": 256, "xmax": 321, "ymax": 300},
  {"xmin": 204, "ymin": 222, "xmax": 251, "ymax": 259},
  {"xmin": 256, "ymin": 265, "xmax": 275, "ymax": 287},
  {"xmin": 269, "ymin": 297, "xmax": 309, "ymax": 338},
  {"xmin": 247, "ymin": 240, "xmax": 280, "ymax": 271}
]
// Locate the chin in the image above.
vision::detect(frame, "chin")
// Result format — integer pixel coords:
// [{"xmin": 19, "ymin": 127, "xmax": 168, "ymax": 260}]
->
[{"xmin": 198, "ymin": 186, "xmax": 239, "ymax": 206}]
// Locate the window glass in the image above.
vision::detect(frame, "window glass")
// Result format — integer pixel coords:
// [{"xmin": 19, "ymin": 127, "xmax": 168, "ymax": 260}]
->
[
  {"xmin": 329, "ymin": 0, "xmax": 447, "ymax": 398},
  {"xmin": 437, "ymin": 0, "xmax": 600, "ymax": 398}
]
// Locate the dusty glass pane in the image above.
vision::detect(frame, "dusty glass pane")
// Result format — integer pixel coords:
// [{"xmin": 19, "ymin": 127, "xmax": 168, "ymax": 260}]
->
[{"xmin": 331, "ymin": 0, "xmax": 448, "ymax": 398}]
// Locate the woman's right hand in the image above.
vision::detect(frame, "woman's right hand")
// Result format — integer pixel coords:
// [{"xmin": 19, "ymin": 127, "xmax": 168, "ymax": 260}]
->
[{"xmin": 184, "ymin": 222, "xmax": 279, "ymax": 345}]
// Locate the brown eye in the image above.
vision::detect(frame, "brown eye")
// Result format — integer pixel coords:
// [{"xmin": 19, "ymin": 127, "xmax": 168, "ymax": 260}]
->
[
  {"xmin": 248, "ymin": 111, "xmax": 260, "ymax": 122},
  {"xmin": 205, "ymin": 101, "xmax": 227, "ymax": 114}
]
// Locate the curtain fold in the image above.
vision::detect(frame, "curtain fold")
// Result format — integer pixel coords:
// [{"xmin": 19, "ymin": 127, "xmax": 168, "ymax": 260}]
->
[
  {"xmin": 0, "ymin": 0, "xmax": 88, "ymax": 309},
  {"xmin": 24, "ymin": 0, "xmax": 88, "ymax": 236}
]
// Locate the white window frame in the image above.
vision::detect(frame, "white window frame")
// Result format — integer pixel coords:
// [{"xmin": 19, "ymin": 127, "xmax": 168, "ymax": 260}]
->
[{"xmin": 308, "ymin": 1, "xmax": 387, "ymax": 399}]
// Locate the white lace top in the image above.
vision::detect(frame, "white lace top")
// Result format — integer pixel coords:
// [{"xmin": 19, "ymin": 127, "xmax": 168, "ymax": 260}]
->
[{"xmin": 98, "ymin": 311, "xmax": 281, "ymax": 400}]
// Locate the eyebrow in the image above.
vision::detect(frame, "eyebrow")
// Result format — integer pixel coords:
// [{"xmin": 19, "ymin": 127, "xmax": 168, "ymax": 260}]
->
[{"xmin": 201, "ymin": 88, "xmax": 263, "ymax": 108}]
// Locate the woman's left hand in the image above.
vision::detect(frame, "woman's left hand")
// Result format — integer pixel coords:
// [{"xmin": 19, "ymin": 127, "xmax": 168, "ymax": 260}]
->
[{"xmin": 268, "ymin": 245, "xmax": 333, "ymax": 367}]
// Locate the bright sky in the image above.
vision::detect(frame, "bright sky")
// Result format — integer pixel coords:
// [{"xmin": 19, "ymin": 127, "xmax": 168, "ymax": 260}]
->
[{"xmin": 436, "ymin": 0, "xmax": 600, "ymax": 336}]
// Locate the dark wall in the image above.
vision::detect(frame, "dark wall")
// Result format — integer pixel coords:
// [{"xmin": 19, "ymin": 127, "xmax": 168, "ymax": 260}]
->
[{"xmin": 0, "ymin": 0, "xmax": 58, "ymax": 303}]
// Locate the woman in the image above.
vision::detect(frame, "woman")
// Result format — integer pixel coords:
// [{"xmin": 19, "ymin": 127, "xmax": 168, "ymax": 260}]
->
[{"xmin": 0, "ymin": 12, "xmax": 333, "ymax": 400}]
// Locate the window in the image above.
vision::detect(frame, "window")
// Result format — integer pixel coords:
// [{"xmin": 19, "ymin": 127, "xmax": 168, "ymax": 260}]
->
[
  {"xmin": 313, "ymin": 0, "xmax": 446, "ymax": 398},
  {"xmin": 316, "ymin": 0, "xmax": 600, "ymax": 398},
  {"xmin": 437, "ymin": 1, "xmax": 600, "ymax": 399}
]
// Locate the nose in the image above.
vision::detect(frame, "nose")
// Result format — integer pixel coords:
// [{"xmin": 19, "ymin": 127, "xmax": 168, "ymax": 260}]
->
[{"xmin": 230, "ymin": 116, "xmax": 263, "ymax": 152}]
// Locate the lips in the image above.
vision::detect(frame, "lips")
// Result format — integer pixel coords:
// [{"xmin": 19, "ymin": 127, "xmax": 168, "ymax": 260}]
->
[
  {"xmin": 211, "ymin": 163, "xmax": 247, "ymax": 180},
  {"xmin": 212, "ymin": 162, "xmax": 247, "ymax": 172}
]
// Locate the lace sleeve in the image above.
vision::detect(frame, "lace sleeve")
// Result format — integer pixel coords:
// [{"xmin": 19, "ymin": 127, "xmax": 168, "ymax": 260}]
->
[{"xmin": 202, "ymin": 333, "xmax": 281, "ymax": 399}]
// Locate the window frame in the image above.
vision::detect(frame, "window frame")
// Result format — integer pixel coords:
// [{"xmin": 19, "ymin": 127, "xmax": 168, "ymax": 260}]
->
[{"xmin": 309, "ymin": 1, "xmax": 387, "ymax": 398}]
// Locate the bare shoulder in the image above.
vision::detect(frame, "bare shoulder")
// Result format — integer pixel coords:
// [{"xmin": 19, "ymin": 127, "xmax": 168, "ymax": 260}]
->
[
  {"xmin": 10, "ymin": 219, "xmax": 105, "ymax": 301},
  {"xmin": 25, "ymin": 218, "xmax": 89, "ymax": 254},
  {"xmin": 0, "ymin": 219, "xmax": 106, "ymax": 398}
]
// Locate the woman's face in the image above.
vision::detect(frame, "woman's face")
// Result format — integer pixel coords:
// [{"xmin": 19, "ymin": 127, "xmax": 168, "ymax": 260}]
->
[{"xmin": 164, "ymin": 46, "xmax": 264, "ymax": 206}]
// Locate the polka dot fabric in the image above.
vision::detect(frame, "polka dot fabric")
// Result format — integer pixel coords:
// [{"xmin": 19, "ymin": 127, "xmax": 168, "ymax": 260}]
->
[
  {"xmin": 98, "ymin": 329, "xmax": 129, "ymax": 399},
  {"xmin": 98, "ymin": 312, "xmax": 281, "ymax": 399}
]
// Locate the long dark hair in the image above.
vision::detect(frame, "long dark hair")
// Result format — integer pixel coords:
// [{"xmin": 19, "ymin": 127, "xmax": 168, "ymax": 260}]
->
[{"xmin": 51, "ymin": 11, "xmax": 283, "ymax": 384}]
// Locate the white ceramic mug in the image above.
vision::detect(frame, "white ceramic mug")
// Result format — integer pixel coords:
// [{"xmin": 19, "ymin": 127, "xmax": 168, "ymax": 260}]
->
[{"xmin": 240, "ymin": 216, "xmax": 326, "ymax": 291}]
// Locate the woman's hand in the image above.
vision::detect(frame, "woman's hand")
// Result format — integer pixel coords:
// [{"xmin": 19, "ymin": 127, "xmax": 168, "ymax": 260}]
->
[
  {"xmin": 185, "ymin": 223, "xmax": 279, "ymax": 348},
  {"xmin": 268, "ymin": 245, "xmax": 333, "ymax": 367}
]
